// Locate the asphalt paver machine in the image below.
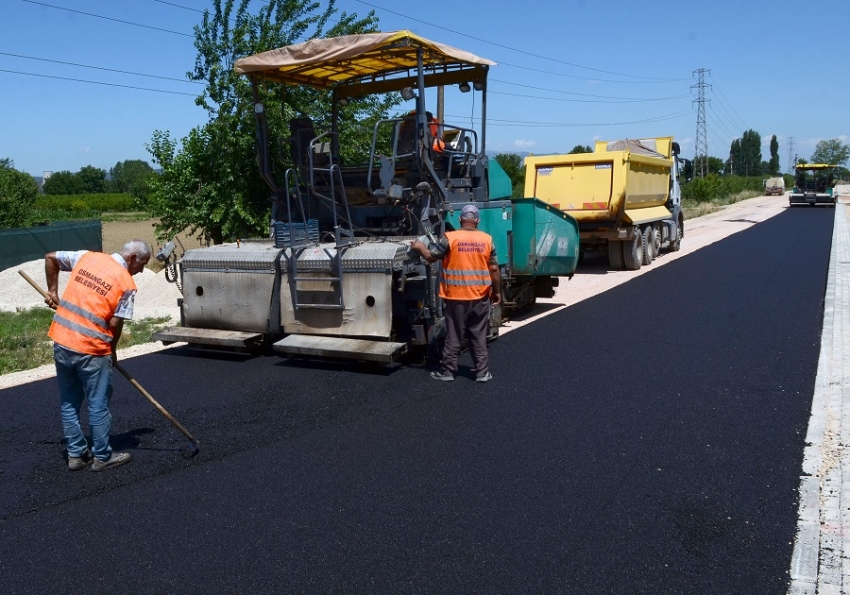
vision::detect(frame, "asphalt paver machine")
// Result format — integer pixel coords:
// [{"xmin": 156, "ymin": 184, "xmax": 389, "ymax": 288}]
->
[{"xmin": 154, "ymin": 30, "xmax": 579, "ymax": 363}]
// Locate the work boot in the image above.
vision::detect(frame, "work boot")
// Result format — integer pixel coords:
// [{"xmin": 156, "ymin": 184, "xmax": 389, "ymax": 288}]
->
[
  {"xmin": 91, "ymin": 452, "xmax": 132, "ymax": 472},
  {"xmin": 430, "ymin": 370, "xmax": 455, "ymax": 382},
  {"xmin": 68, "ymin": 449, "xmax": 93, "ymax": 471},
  {"xmin": 475, "ymin": 372, "xmax": 493, "ymax": 383}
]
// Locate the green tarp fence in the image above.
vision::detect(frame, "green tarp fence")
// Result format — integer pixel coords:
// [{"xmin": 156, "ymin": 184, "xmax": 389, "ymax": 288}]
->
[{"xmin": 0, "ymin": 220, "xmax": 102, "ymax": 271}]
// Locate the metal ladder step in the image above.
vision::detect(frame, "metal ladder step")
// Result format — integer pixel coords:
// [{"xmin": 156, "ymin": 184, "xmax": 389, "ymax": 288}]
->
[
  {"xmin": 293, "ymin": 276, "xmax": 341, "ymax": 282},
  {"xmin": 295, "ymin": 303, "xmax": 345, "ymax": 310}
]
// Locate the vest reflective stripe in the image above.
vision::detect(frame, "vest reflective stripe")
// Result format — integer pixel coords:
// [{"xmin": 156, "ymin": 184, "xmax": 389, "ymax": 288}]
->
[
  {"xmin": 439, "ymin": 229, "xmax": 494, "ymax": 301},
  {"xmin": 442, "ymin": 277, "xmax": 492, "ymax": 287},
  {"xmin": 58, "ymin": 299, "xmax": 109, "ymax": 329},
  {"xmin": 52, "ymin": 313, "xmax": 113, "ymax": 344},
  {"xmin": 444, "ymin": 269, "xmax": 491, "ymax": 277},
  {"xmin": 48, "ymin": 252, "xmax": 136, "ymax": 356}
]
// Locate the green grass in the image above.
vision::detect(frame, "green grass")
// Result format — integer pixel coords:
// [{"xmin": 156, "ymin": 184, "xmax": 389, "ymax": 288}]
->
[{"xmin": 0, "ymin": 308, "xmax": 172, "ymax": 376}]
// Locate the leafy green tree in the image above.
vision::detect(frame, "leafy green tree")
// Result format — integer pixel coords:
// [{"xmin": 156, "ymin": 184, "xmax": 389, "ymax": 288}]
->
[
  {"xmin": 768, "ymin": 135, "xmax": 780, "ymax": 175},
  {"xmin": 493, "ymin": 153, "xmax": 525, "ymax": 198},
  {"xmin": 43, "ymin": 171, "xmax": 84, "ymax": 195},
  {"xmin": 0, "ymin": 157, "xmax": 14, "ymax": 169},
  {"xmin": 0, "ymin": 166, "xmax": 38, "ymax": 228},
  {"xmin": 110, "ymin": 159, "xmax": 156, "ymax": 207},
  {"xmin": 730, "ymin": 130, "xmax": 762, "ymax": 177},
  {"xmin": 77, "ymin": 165, "xmax": 108, "ymax": 193},
  {"xmin": 147, "ymin": 0, "xmax": 391, "ymax": 244},
  {"xmin": 695, "ymin": 155, "xmax": 723, "ymax": 176},
  {"xmin": 568, "ymin": 144, "xmax": 593, "ymax": 154},
  {"xmin": 811, "ymin": 138, "xmax": 850, "ymax": 166},
  {"xmin": 109, "ymin": 159, "xmax": 154, "ymax": 192}
]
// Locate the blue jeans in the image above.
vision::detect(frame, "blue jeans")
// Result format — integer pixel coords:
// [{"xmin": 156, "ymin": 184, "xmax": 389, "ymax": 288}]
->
[{"xmin": 54, "ymin": 344, "xmax": 113, "ymax": 461}]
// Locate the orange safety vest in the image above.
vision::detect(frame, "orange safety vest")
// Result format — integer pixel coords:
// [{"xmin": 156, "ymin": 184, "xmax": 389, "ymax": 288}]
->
[
  {"xmin": 48, "ymin": 252, "xmax": 136, "ymax": 356},
  {"xmin": 429, "ymin": 118, "xmax": 445, "ymax": 153},
  {"xmin": 405, "ymin": 111, "xmax": 445, "ymax": 153},
  {"xmin": 439, "ymin": 229, "xmax": 494, "ymax": 301}
]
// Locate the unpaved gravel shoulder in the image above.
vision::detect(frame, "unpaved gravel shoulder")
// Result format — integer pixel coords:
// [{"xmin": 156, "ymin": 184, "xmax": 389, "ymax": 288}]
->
[{"xmin": 0, "ymin": 194, "xmax": 802, "ymax": 390}]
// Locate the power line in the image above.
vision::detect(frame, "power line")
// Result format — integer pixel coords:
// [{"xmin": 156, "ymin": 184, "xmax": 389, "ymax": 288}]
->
[
  {"xmin": 490, "ymin": 90, "xmax": 689, "ymax": 105},
  {"xmin": 488, "ymin": 61, "xmax": 689, "ymax": 86},
  {"xmin": 23, "ymin": 0, "xmax": 689, "ymax": 109},
  {"xmin": 353, "ymin": 0, "xmax": 679, "ymax": 81},
  {"xmin": 490, "ymin": 79, "xmax": 689, "ymax": 102},
  {"xmin": 21, "ymin": 0, "xmax": 194, "ymax": 37},
  {"xmin": 0, "ymin": 68, "xmax": 198, "ymax": 96},
  {"xmin": 0, "ymin": 51, "xmax": 202, "ymax": 85},
  {"xmin": 708, "ymin": 72, "xmax": 747, "ymax": 131},
  {"xmin": 451, "ymin": 109, "xmax": 693, "ymax": 128},
  {"xmin": 151, "ymin": 0, "xmax": 204, "ymax": 13}
]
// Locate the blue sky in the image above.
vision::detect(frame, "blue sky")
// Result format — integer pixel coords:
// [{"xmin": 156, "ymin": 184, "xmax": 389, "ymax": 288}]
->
[{"xmin": 1, "ymin": 0, "xmax": 847, "ymax": 177}]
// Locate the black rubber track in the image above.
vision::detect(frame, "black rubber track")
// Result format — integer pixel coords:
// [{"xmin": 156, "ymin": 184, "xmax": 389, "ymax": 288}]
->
[{"xmin": 0, "ymin": 207, "xmax": 834, "ymax": 594}]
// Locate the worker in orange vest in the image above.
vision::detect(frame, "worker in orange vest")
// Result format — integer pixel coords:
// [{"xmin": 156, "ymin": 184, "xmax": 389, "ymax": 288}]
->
[
  {"xmin": 410, "ymin": 204, "xmax": 501, "ymax": 382},
  {"xmin": 44, "ymin": 239, "xmax": 151, "ymax": 471},
  {"xmin": 399, "ymin": 110, "xmax": 445, "ymax": 153}
]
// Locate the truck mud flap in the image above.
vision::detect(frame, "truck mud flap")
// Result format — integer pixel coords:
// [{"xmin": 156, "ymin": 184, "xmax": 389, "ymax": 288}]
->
[{"xmin": 273, "ymin": 335, "xmax": 406, "ymax": 363}]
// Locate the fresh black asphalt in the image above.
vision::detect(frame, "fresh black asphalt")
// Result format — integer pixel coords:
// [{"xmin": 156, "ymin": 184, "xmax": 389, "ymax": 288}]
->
[{"xmin": 0, "ymin": 207, "xmax": 835, "ymax": 594}]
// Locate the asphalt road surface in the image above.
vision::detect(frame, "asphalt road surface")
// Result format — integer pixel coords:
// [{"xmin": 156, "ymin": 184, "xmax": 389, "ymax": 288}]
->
[{"xmin": 0, "ymin": 207, "xmax": 835, "ymax": 594}]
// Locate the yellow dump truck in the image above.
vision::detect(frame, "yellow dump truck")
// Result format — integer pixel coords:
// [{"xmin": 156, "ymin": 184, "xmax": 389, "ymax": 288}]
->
[{"xmin": 524, "ymin": 138, "xmax": 684, "ymax": 270}]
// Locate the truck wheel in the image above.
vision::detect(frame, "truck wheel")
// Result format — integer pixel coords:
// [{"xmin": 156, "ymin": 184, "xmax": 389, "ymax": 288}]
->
[
  {"xmin": 669, "ymin": 219, "xmax": 683, "ymax": 252},
  {"xmin": 623, "ymin": 228, "xmax": 643, "ymax": 271},
  {"xmin": 642, "ymin": 226, "xmax": 655, "ymax": 265},
  {"xmin": 607, "ymin": 240, "xmax": 625, "ymax": 270}
]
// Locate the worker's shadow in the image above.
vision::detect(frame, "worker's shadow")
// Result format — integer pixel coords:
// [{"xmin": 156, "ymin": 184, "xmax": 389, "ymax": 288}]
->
[{"xmin": 110, "ymin": 427, "xmax": 155, "ymax": 451}]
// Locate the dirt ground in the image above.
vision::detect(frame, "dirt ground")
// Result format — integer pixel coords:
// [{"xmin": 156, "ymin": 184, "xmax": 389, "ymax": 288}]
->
[{"xmin": 101, "ymin": 218, "xmax": 196, "ymax": 273}]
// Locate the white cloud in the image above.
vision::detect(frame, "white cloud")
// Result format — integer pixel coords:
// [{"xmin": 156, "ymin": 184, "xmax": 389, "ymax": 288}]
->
[
  {"xmin": 78, "ymin": 146, "xmax": 91, "ymax": 155},
  {"xmin": 513, "ymin": 139, "xmax": 536, "ymax": 150}
]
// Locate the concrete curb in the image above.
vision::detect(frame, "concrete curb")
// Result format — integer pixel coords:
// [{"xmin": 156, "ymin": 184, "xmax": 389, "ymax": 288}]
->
[{"xmin": 789, "ymin": 200, "xmax": 850, "ymax": 594}]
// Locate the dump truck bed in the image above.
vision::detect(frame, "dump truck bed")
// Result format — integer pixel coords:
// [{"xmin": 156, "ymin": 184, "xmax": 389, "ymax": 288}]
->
[{"xmin": 523, "ymin": 138, "xmax": 675, "ymax": 229}]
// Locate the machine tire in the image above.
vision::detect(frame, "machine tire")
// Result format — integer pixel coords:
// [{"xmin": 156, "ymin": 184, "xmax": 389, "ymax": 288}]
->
[
  {"xmin": 642, "ymin": 225, "xmax": 656, "ymax": 265},
  {"xmin": 608, "ymin": 240, "xmax": 625, "ymax": 270},
  {"xmin": 623, "ymin": 228, "xmax": 643, "ymax": 271},
  {"xmin": 669, "ymin": 218, "xmax": 683, "ymax": 252}
]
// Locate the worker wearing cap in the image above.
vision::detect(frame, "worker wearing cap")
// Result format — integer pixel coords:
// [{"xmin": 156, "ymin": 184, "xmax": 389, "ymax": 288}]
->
[
  {"xmin": 43, "ymin": 239, "xmax": 151, "ymax": 471},
  {"xmin": 411, "ymin": 204, "xmax": 501, "ymax": 382}
]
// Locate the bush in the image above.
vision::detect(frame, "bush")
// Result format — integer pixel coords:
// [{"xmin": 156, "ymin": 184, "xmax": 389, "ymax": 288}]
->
[
  {"xmin": 681, "ymin": 175, "xmax": 765, "ymax": 203},
  {"xmin": 0, "ymin": 167, "xmax": 39, "ymax": 229},
  {"xmin": 35, "ymin": 193, "xmax": 136, "ymax": 213}
]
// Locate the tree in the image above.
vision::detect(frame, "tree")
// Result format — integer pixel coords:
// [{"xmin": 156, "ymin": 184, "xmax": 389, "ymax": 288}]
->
[
  {"xmin": 568, "ymin": 144, "xmax": 593, "ymax": 154},
  {"xmin": 768, "ymin": 135, "xmax": 780, "ymax": 175},
  {"xmin": 728, "ymin": 130, "xmax": 761, "ymax": 177},
  {"xmin": 0, "ymin": 165, "xmax": 38, "ymax": 229},
  {"xmin": 110, "ymin": 159, "xmax": 154, "ymax": 192},
  {"xmin": 43, "ymin": 170, "xmax": 84, "ymax": 195},
  {"xmin": 0, "ymin": 157, "xmax": 14, "ymax": 169},
  {"xmin": 695, "ymin": 155, "xmax": 723, "ymax": 176},
  {"xmin": 110, "ymin": 159, "xmax": 156, "ymax": 207},
  {"xmin": 811, "ymin": 138, "xmax": 850, "ymax": 167},
  {"xmin": 77, "ymin": 166, "xmax": 107, "ymax": 193},
  {"xmin": 147, "ymin": 0, "xmax": 391, "ymax": 244},
  {"xmin": 493, "ymin": 153, "xmax": 525, "ymax": 198}
]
